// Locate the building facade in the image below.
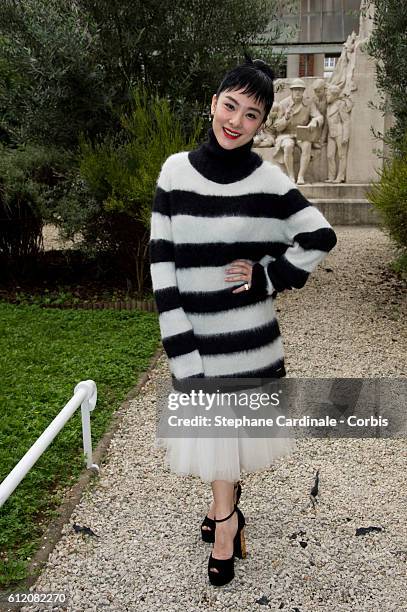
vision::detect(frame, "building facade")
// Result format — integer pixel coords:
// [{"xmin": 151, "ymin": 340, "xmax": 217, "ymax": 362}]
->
[{"xmin": 270, "ymin": 1, "xmax": 361, "ymax": 78}]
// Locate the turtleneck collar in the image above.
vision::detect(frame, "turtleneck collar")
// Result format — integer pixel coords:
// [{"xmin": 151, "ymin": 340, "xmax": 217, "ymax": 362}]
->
[{"xmin": 188, "ymin": 127, "xmax": 263, "ymax": 184}]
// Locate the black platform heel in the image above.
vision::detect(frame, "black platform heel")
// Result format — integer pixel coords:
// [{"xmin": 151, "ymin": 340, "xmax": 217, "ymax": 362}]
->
[
  {"xmin": 201, "ymin": 481, "xmax": 242, "ymax": 543},
  {"xmin": 207, "ymin": 504, "xmax": 246, "ymax": 587}
]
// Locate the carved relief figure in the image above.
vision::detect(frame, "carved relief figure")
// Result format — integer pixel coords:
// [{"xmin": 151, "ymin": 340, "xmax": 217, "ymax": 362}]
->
[
  {"xmin": 311, "ymin": 79, "xmax": 328, "ymax": 149},
  {"xmin": 325, "ymin": 85, "xmax": 353, "ymax": 183},
  {"xmin": 329, "ymin": 31, "xmax": 357, "ymax": 98},
  {"xmin": 272, "ymin": 79, "xmax": 324, "ymax": 184},
  {"xmin": 253, "ymin": 101, "xmax": 280, "ymax": 147}
]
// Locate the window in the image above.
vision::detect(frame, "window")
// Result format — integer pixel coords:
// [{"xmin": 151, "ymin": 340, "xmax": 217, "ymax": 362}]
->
[
  {"xmin": 324, "ymin": 56, "xmax": 337, "ymax": 68},
  {"xmin": 298, "ymin": 0, "xmax": 361, "ymax": 43},
  {"xmin": 323, "ymin": 53, "xmax": 340, "ymax": 78},
  {"xmin": 275, "ymin": 0, "xmax": 361, "ymax": 45}
]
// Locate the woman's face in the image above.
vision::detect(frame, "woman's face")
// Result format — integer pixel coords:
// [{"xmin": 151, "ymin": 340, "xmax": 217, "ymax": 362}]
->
[{"xmin": 211, "ymin": 88, "xmax": 266, "ymax": 150}]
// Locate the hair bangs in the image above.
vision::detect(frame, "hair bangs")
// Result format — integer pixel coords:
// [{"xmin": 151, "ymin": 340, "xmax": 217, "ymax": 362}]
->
[{"xmin": 216, "ymin": 63, "xmax": 275, "ymax": 121}]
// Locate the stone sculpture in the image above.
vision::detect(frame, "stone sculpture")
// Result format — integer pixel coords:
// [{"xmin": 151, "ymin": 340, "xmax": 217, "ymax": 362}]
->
[
  {"xmin": 252, "ymin": 2, "xmax": 384, "ymax": 185},
  {"xmin": 311, "ymin": 79, "xmax": 328, "ymax": 149},
  {"xmin": 253, "ymin": 102, "xmax": 280, "ymax": 147},
  {"xmin": 325, "ymin": 85, "xmax": 353, "ymax": 183},
  {"xmin": 271, "ymin": 78, "xmax": 324, "ymax": 184},
  {"xmin": 329, "ymin": 31, "xmax": 358, "ymax": 98}
]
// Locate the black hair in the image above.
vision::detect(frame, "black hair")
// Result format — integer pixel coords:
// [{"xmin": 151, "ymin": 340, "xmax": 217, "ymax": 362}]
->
[{"xmin": 216, "ymin": 52, "xmax": 275, "ymax": 122}]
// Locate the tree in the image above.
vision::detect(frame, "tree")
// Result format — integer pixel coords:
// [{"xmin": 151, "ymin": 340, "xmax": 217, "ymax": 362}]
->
[
  {"xmin": 78, "ymin": 0, "xmax": 294, "ymax": 122},
  {"xmin": 0, "ymin": 0, "xmax": 296, "ymax": 284},
  {"xmin": 364, "ymin": 1, "xmax": 407, "ymax": 273},
  {"xmin": 0, "ymin": 0, "xmax": 295, "ymax": 148},
  {"xmin": 364, "ymin": 0, "xmax": 407, "ymax": 155},
  {"xmin": 0, "ymin": 0, "xmax": 111, "ymax": 147}
]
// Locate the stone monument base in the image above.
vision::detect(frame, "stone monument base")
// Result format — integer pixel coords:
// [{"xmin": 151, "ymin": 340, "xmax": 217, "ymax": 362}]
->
[
  {"xmin": 254, "ymin": 148, "xmax": 379, "ymax": 226},
  {"xmin": 298, "ymin": 183, "xmax": 379, "ymax": 226}
]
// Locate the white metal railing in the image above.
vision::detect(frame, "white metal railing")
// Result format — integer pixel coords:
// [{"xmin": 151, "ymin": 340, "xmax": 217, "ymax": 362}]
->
[{"xmin": 0, "ymin": 380, "xmax": 99, "ymax": 508}]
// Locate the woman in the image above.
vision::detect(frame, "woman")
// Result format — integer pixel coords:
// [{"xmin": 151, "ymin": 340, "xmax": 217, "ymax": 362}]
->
[{"xmin": 149, "ymin": 54, "xmax": 337, "ymax": 586}]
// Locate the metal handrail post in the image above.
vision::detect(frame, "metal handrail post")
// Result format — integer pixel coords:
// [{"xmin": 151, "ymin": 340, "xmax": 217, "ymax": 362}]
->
[
  {"xmin": 0, "ymin": 380, "xmax": 98, "ymax": 507},
  {"xmin": 75, "ymin": 381, "xmax": 99, "ymax": 472}
]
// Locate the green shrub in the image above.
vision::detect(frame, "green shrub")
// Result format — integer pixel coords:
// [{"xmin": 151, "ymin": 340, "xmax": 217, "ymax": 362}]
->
[
  {"xmin": 0, "ymin": 144, "xmax": 73, "ymax": 269},
  {"xmin": 77, "ymin": 83, "xmax": 203, "ymax": 226},
  {"xmin": 53, "ymin": 83, "xmax": 203, "ymax": 292},
  {"xmin": 367, "ymin": 133, "xmax": 407, "ymax": 275},
  {"xmin": 119, "ymin": 84, "xmax": 203, "ymax": 227}
]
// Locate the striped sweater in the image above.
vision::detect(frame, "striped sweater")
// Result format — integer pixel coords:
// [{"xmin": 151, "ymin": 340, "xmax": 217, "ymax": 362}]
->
[{"xmin": 149, "ymin": 127, "xmax": 337, "ymax": 384}]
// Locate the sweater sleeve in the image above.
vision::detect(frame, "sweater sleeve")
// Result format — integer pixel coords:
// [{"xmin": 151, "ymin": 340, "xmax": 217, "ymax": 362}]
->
[
  {"xmin": 250, "ymin": 187, "xmax": 337, "ymax": 296},
  {"xmin": 149, "ymin": 161, "xmax": 205, "ymax": 380}
]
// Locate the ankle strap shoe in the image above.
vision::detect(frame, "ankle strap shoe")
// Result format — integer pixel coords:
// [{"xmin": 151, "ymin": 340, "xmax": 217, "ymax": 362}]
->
[
  {"xmin": 201, "ymin": 481, "xmax": 242, "ymax": 543},
  {"xmin": 207, "ymin": 504, "xmax": 246, "ymax": 587}
]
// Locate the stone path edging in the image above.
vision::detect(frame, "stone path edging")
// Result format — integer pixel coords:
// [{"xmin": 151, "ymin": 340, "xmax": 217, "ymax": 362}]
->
[{"xmin": 42, "ymin": 300, "xmax": 157, "ymax": 312}]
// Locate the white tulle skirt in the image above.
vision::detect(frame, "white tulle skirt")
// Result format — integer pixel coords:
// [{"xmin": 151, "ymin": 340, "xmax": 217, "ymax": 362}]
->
[{"xmin": 155, "ymin": 385, "xmax": 297, "ymax": 483}]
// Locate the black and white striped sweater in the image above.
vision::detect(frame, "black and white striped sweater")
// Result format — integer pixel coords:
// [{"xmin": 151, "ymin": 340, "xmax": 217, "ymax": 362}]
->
[{"xmin": 149, "ymin": 127, "xmax": 337, "ymax": 384}]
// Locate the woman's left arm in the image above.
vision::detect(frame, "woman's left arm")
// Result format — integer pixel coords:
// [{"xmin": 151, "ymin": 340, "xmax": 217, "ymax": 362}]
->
[{"xmin": 249, "ymin": 188, "xmax": 337, "ymax": 296}]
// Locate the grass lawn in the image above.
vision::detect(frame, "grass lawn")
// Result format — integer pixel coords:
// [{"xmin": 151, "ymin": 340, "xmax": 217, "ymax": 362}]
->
[{"xmin": 0, "ymin": 302, "xmax": 160, "ymax": 588}]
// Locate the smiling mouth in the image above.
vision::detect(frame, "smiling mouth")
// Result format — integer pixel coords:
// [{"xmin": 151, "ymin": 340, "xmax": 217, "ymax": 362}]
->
[{"xmin": 223, "ymin": 127, "xmax": 241, "ymax": 139}]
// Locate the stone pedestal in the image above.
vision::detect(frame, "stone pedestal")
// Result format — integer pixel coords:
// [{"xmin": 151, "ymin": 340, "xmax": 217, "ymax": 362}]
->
[
  {"xmin": 297, "ymin": 183, "xmax": 380, "ymax": 225},
  {"xmin": 254, "ymin": 147, "xmax": 379, "ymax": 226}
]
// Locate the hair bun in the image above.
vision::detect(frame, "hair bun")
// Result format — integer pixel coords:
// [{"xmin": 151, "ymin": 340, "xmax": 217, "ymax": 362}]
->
[
  {"xmin": 253, "ymin": 59, "xmax": 275, "ymax": 82},
  {"xmin": 243, "ymin": 51, "xmax": 275, "ymax": 82}
]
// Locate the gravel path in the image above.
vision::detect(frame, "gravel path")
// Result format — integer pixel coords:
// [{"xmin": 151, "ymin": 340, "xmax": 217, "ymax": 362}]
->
[{"xmin": 21, "ymin": 227, "xmax": 406, "ymax": 612}]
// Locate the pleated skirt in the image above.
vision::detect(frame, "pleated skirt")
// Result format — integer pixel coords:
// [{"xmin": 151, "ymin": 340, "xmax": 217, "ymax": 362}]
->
[{"xmin": 155, "ymin": 385, "xmax": 297, "ymax": 483}]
